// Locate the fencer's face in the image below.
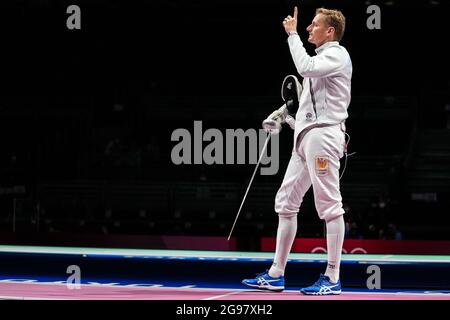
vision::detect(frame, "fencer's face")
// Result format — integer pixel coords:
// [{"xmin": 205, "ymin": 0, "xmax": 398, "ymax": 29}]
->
[{"xmin": 306, "ymin": 14, "xmax": 334, "ymax": 48}]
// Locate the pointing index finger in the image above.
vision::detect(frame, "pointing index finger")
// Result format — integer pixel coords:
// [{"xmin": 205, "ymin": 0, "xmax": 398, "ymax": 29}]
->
[{"xmin": 294, "ymin": 6, "xmax": 298, "ymax": 19}]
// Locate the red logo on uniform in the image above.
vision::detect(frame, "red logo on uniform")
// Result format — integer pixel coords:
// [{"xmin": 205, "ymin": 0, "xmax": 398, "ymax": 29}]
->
[{"xmin": 315, "ymin": 156, "xmax": 329, "ymax": 176}]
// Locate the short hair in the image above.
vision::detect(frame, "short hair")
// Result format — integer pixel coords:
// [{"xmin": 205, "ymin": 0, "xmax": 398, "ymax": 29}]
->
[{"xmin": 315, "ymin": 8, "xmax": 346, "ymax": 41}]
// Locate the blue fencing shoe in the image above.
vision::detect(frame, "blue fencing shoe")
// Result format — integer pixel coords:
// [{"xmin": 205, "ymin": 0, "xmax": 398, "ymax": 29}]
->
[
  {"xmin": 242, "ymin": 270, "xmax": 285, "ymax": 292},
  {"xmin": 300, "ymin": 274, "xmax": 342, "ymax": 295}
]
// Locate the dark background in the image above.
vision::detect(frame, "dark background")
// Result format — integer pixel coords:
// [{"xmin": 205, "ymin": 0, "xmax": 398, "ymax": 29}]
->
[{"xmin": 0, "ymin": 0, "xmax": 449, "ymax": 249}]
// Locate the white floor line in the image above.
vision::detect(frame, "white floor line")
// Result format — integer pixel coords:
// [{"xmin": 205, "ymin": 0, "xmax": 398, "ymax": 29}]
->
[
  {"xmin": 0, "ymin": 295, "xmax": 65, "ymax": 300},
  {"xmin": 202, "ymin": 291, "xmax": 242, "ymax": 300}
]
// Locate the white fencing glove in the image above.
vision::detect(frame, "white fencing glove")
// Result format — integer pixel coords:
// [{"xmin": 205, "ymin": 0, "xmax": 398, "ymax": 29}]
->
[{"xmin": 262, "ymin": 104, "xmax": 287, "ymax": 134}]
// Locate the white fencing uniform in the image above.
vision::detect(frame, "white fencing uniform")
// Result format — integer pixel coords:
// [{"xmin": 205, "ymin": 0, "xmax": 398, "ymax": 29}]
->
[{"xmin": 275, "ymin": 36, "xmax": 352, "ymax": 222}]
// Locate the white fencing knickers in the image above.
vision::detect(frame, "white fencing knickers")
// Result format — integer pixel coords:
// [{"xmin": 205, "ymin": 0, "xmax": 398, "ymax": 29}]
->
[{"xmin": 275, "ymin": 123, "xmax": 346, "ymax": 222}]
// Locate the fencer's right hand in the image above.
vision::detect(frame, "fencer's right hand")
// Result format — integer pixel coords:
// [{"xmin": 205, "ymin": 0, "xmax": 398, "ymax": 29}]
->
[{"xmin": 283, "ymin": 6, "xmax": 298, "ymax": 35}]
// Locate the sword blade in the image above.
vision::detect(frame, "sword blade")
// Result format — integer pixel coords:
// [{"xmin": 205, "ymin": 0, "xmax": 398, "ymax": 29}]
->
[{"xmin": 227, "ymin": 133, "xmax": 271, "ymax": 241}]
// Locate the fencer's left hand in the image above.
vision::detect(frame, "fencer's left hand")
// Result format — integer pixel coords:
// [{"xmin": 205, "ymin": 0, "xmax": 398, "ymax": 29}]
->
[
  {"xmin": 283, "ymin": 6, "xmax": 298, "ymax": 34},
  {"xmin": 267, "ymin": 105, "xmax": 287, "ymax": 124}
]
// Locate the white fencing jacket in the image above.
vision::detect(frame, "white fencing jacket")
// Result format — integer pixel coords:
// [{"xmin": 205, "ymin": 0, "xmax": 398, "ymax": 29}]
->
[{"xmin": 285, "ymin": 36, "xmax": 352, "ymax": 146}]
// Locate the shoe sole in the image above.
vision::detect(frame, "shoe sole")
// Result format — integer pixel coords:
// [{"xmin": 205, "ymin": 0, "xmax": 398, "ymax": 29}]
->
[
  {"xmin": 242, "ymin": 282, "xmax": 284, "ymax": 292},
  {"xmin": 300, "ymin": 290, "xmax": 342, "ymax": 295}
]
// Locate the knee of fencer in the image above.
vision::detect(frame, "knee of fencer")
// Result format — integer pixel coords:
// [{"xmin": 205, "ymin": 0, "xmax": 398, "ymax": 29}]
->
[
  {"xmin": 275, "ymin": 200, "xmax": 300, "ymax": 218},
  {"xmin": 275, "ymin": 205, "xmax": 298, "ymax": 218},
  {"xmin": 275, "ymin": 195, "xmax": 301, "ymax": 217},
  {"xmin": 315, "ymin": 199, "xmax": 344, "ymax": 221}
]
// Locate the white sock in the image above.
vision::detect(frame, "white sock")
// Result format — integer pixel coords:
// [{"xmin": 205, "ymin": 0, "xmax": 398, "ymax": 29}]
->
[
  {"xmin": 324, "ymin": 215, "xmax": 345, "ymax": 283},
  {"xmin": 268, "ymin": 215, "xmax": 297, "ymax": 278}
]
